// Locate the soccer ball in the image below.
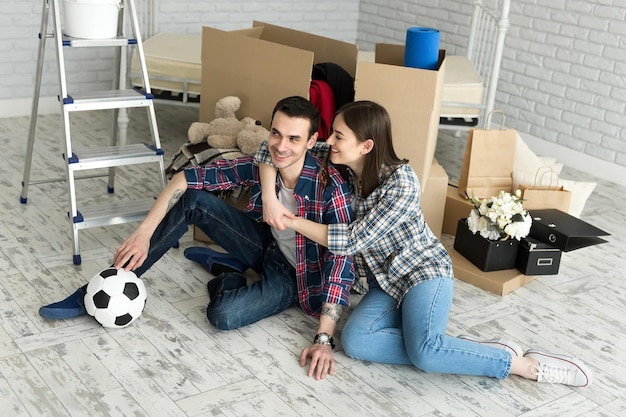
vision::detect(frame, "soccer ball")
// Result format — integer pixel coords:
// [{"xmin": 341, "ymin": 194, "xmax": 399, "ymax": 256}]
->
[{"xmin": 84, "ymin": 268, "xmax": 147, "ymax": 329}]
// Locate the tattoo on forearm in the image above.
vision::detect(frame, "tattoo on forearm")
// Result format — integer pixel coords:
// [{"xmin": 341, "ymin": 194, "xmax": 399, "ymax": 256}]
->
[
  {"xmin": 321, "ymin": 304, "xmax": 342, "ymax": 322},
  {"xmin": 167, "ymin": 189, "xmax": 184, "ymax": 212}
]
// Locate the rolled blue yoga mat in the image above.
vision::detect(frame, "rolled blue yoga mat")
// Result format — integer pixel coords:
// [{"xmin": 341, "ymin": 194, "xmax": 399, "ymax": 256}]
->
[{"xmin": 404, "ymin": 27, "xmax": 441, "ymax": 70}]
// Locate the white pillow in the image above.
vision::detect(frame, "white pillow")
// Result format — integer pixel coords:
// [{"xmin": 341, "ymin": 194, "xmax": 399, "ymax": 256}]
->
[
  {"xmin": 537, "ymin": 157, "xmax": 563, "ymax": 174},
  {"xmin": 514, "ymin": 133, "xmax": 563, "ymax": 174}
]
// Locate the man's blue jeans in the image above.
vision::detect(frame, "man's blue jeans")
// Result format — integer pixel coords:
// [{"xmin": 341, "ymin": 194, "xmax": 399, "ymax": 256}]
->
[
  {"xmin": 341, "ymin": 274, "xmax": 512, "ymax": 379},
  {"xmin": 134, "ymin": 189, "xmax": 299, "ymax": 330}
]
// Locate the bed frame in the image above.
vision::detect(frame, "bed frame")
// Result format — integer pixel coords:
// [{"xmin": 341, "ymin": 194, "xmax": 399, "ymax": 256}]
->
[
  {"xmin": 439, "ymin": 0, "xmax": 511, "ymax": 130},
  {"xmin": 128, "ymin": 0, "xmax": 202, "ymax": 106}
]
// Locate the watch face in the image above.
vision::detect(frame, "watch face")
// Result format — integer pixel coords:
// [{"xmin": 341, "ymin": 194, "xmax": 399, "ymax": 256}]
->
[{"xmin": 318, "ymin": 333, "xmax": 330, "ymax": 343}]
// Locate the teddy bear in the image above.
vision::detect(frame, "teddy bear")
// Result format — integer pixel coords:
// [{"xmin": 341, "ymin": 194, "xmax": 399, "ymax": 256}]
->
[
  {"xmin": 187, "ymin": 96, "xmax": 244, "ymax": 148},
  {"xmin": 237, "ymin": 116, "xmax": 270, "ymax": 155}
]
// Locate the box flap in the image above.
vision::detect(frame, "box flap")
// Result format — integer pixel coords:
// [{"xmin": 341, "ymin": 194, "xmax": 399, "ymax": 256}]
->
[
  {"xmin": 374, "ymin": 43, "xmax": 404, "ymax": 65},
  {"xmin": 230, "ymin": 27, "xmax": 264, "ymax": 38},
  {"xmin": 253, "ymin": 21, "xmax": 358, "ymax": 78},
  {"xmin": 200, "ymin": 26, "xmax": 313, "ymax": 127}
]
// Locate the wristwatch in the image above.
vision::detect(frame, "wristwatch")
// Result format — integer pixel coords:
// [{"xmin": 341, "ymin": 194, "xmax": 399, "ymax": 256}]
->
[{"xmin": 313, "ymin": 332, "xmax": 335, "ymax": 349}]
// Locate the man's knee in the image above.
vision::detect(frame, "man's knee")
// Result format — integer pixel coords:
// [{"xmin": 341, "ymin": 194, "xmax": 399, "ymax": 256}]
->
[
  {"xmin": 182, "ymin": 189, "xmax": 221, "ymax": 212},
  {"xmin": 206, "ymin": 298, "xmax": 243, "ymax": 330}
]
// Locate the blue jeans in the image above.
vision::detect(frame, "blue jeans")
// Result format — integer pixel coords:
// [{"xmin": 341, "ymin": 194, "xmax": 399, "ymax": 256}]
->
[
  {"xmin": 134, "ymin": 189, "xmax": 299, "ymax": 330},
  {"xmin": 341, "ymin": 274, "xmax": 512, "ymax": 379}
]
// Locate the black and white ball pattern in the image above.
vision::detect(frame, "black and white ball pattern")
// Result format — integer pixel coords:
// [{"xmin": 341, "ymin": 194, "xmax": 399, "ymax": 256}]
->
[{"xmin": 84, "ymin": 268, "xmax": 147, "ymax": 328}]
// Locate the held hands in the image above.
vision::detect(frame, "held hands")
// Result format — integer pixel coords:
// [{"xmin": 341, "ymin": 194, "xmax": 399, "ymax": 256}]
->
[
  {"xmin": 113, "ymin": 227, "xmax": 151, "ymax": 271},
  {"xmin": 300, "ymin": 343, "xmax": 335, "ymax": 380},
  {"xmin": 262, "ymin": 193, "xmax": 297, "ymax": 231}
]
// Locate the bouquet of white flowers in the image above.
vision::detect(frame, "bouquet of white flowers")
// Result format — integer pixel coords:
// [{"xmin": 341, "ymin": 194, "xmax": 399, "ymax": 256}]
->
[{"xmin": 466, "ymin": 190, "xmax": 532, "ymax": 241}]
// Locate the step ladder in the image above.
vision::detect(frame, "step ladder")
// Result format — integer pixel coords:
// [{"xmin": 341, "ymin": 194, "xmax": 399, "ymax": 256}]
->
[{"xmin": 21, "ymin": 0, "xmax": 167, "ymax": 265}]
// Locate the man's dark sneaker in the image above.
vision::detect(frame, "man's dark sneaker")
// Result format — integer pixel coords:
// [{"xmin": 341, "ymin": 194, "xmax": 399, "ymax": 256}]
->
[
  {"xmin": 184, "ymin": 247, "xmax": 247, "ymax": 275},
  {"xmin": 39, "ymin": 285, "xmax": 88, "ymax": 319}
]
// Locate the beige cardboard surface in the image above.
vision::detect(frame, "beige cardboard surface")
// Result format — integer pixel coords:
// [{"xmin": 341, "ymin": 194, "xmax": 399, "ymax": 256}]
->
[
  {"xmin": 252, "ymin": 21, "xmax": 358, "ymax": 78},
  {"xmin": 200, "ymin": 23, "xmax": 358, "ymax": 128},
  {"xmin": 449, "ymin": 249, "xmax": 537, "ymax": 296},
  {"xmin": 355, "ymin": 47, "xmax": 446, "ymax": 189},
  {"xmin": 422, "ymin": 160, "xmax": 447, "ymax": 238},
  {"xmin": 193, "ymin": 226, "xmax": 211, "ymax": 243},
  {"xmin": 443, "ymin": 184, "xmax": 474, "ymax": 235},
  {"xmin": 200, "ymin": 26, "xmax": 313, "ymax": 127}
]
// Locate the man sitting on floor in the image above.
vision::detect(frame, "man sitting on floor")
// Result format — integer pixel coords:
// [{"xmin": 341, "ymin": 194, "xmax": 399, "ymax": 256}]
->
[{"xmin": 40, "ymin": 96, "xmax": 355, "ymax": 379}]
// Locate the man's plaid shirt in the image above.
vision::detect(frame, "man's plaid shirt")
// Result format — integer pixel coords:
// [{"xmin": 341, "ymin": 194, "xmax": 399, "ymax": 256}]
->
[{"xmin": 184, "ymin": 153, "xmax": 355, "ymax": 317}]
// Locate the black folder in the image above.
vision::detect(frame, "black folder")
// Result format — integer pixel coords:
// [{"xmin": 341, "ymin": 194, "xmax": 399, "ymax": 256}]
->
[{"xmin": 529, "ymin": 209, "xmax": 609, "ymax": 252}]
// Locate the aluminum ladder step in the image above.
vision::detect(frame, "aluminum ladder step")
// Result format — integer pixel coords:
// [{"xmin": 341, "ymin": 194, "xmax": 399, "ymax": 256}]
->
[
  {"xmin": 73, "ymin": 198, "xmax": 155, "ymax": 230},
  {"xmin": 61, "ymin": 35, "xmax": 136, "ymax": 48},
  {"xmin": 68, "ymin": 143, "xmax": 164, "ymax": 171},
  {"xmin": 63, "ymin": 89, "xmax": 153, "ymax": 111}
]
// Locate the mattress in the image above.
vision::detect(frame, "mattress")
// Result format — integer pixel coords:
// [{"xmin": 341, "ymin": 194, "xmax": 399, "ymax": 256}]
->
[
  {"xmin": 130, "ymin": 32, "xmax": 202, "ymax": 96},
  {"xmin": 440, "ymin": 55, "xmax": 484, "ymax": 117}
]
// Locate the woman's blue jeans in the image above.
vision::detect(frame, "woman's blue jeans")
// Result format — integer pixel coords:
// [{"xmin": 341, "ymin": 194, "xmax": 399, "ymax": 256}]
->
[
  {"xmin": 134, "ymin": 189, "xmax": 299, "ymax": 330},
  {"xmin": 341, "ymin": 275, "xmax": 512, "ymax": 379}
]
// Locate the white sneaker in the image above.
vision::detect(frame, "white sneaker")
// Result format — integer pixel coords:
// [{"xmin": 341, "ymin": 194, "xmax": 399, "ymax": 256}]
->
[
  {"xmin": 458, "ymin": 335, "xmax": 524, "ymax": 357},
  {"xmin": 524, "ymin": 349, "xmax": 593, "ymax": 387}
]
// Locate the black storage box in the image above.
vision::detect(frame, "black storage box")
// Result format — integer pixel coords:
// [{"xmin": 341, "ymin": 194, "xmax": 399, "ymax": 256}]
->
[
  {"xmin": 516, "ymin": 237, "xmax": 562, "ymax": 275},
  {"xmin": 529, "ymin": 209, "xmax": 609, "ymax": 252},
  {"xmin": 454, "ymin": 219, "xmax": 519, "ymax": 272}
]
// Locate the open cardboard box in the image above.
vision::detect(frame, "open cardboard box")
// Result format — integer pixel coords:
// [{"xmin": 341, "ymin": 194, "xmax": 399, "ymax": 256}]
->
[
  {"xmin": 200, "ymin": 21, "xmax": 358, "ymax": 127},
  {"xmin": 355, "ymin": 45, "xmax": 446, "ymax": 190}
]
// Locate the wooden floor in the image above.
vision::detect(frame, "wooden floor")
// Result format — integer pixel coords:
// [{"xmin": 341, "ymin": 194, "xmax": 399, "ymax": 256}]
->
[{"xmin": 0, "ymin": 104, "xmax": 624, "ymax": 417}]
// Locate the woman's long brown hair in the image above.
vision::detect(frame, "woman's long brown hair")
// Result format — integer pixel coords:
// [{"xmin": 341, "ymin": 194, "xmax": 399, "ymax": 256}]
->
[{"xmin": 334, "ymin": 101, "xmax": 408, "ymax": 198}]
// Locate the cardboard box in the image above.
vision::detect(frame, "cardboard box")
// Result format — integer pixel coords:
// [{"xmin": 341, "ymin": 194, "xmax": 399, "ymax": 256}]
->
[
  {"xmin": 515, "ymin": 237, "xmax": 562, "ymax": 275},
  {"xmin": 355, "ymin": 45, "xmax": 446, "ymax": 189},
  {"xmin": 421, "ymin": 159, "xmax": 448, "ymax": 238},
  {"xmin": 200, "ymin": 21, "xmax": 358, "ymax": 127},
  {"xmin": 442, "ymin": 184, "xmax": 473, "ymax": 235},
  {"xmin": 448, "ymin": 248, "xmax": 537, "ymax": 296}
]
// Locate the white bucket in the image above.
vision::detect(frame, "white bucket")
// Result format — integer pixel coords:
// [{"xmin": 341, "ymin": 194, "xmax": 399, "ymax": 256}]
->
[{"xmin": 63, "ymin": 0, "xmax": 122, "ymax": 39}]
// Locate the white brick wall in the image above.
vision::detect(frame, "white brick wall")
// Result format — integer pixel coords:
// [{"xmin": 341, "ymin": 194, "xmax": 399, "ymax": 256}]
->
[
  {"xmin": 3, "ymin": 0, "xmax": 625, "ymax": 175},
  {"xmin": 357, "ymin": 0, "xmax": 626, "ymax": 173}
]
